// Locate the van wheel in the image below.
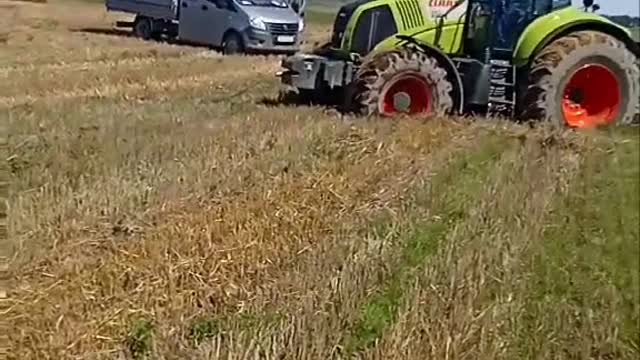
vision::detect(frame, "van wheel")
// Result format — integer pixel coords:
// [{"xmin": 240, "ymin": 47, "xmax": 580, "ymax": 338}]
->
[
  {"xmin": 222, "ymin": 32, "xmax": 244, "ymax": 55},
  {"xmin": 133, "ymin": 17, "xmax": 153, "ymax": 40}
]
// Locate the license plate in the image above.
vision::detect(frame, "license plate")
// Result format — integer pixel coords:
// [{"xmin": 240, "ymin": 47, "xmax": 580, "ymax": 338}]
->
[{"xmin": 277, "ymin": 35, "xmax": 294, "ymax": 43}]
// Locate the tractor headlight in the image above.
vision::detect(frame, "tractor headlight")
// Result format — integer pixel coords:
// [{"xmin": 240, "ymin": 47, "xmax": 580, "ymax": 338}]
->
[{"xmin": 250, "ymin": 17, "xmax": 267, "ymax": 31}]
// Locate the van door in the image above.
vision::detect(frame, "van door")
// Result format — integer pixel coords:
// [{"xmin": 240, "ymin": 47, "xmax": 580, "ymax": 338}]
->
[
  {"xmin": 178, "ymin": 0, "xmax": 230, "ymax": 46},
  {"xmin": 204, "ymin": 0, "xmax": 235, "ymax": 46},
  {"xmin": 178, "ymin": 0, "xmax": 208, "ymax": 44}
]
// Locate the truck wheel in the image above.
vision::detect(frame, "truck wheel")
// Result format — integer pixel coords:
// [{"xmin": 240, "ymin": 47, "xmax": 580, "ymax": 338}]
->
[
  {"xmin": 222, "ymin": 32, "xmax": 244, "ymax": 55},
  {"xmin": 519, "ymin": 30, "xmax": 640, "ymax": 128},
  {"xmin": 345, "ymin": 49, "xmax": 454, "ymax": 117},
  {"xmin": 133, "ymin": 17, "xmax": 153, "ymax": 40}
]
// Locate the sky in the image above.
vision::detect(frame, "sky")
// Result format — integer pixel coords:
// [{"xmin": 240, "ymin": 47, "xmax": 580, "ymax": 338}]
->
[{"xmin": 573, "ymin": 0, "xmax": 640, "ymax": 16}]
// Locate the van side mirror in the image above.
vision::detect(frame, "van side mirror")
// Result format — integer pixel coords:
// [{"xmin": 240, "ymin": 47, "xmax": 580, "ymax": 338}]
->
[{"xmin": 583, "ymin": 0, "xmax": 594, "ymax": 7}]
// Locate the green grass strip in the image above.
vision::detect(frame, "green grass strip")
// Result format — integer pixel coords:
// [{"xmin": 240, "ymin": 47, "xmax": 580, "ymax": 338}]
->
[
  {"xmin": 187, "ymin": 312, "xmax": 285, "ymax": 347},
  {"xmin": 342, "ymin": 135, "xmax": 514, "ymax": 354}
]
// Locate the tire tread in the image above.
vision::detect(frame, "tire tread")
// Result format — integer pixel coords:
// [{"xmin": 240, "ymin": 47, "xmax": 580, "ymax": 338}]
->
[
  {"xmin": 520, "ymin": 30, "xmax": 640, "ymax": 126},
  {"xmin": 344, "ymin": 48, "xmax": 454, "ymax": 117}
]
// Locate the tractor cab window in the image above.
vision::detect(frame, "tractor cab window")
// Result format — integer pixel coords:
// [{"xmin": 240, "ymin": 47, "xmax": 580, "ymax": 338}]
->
[
  {"xmin": 494, "ymin": 0, "xmax": 532, "ymax": 50},
  {"xmin": 533, "ymin": 0, "xmax": 569, "ymax": 14},
  {"xmin": 465, "ymin": 0, "xmax": 536, "ymax": 55},
  {"xmin": 551, "ymin": 0, "xmax": 571, "ymax": 9},
  {"xmin": 351, "ymin": 5, "xmax": 398, "ymax": 56},
  {"xmin": 330, "ymin": 0, "xmax": 372, "ymax": 48},
  {"xmin": 534, "ymin": 0, "xmax": 551, "ymax": 14}
]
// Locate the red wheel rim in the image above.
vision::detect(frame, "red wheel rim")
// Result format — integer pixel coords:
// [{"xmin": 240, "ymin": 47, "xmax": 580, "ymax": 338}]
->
[
  {"xmin": 379, "ymin": 74, "xmax": 433, "ymax": 116},
  {"xmin": 561, "ymin": 64, "xmax": 622, "ymax": 128}
]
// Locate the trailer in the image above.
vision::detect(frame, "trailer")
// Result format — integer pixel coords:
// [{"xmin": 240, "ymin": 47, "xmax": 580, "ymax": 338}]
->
[{"xmin": 105, "ymin": 0, "xmax": 306, "ymax": 55}]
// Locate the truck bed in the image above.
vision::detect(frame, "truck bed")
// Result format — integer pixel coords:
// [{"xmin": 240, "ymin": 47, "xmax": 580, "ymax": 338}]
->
[{"xmin": 105, "ymin": 0, "xmax": 177, "ymax": 20}]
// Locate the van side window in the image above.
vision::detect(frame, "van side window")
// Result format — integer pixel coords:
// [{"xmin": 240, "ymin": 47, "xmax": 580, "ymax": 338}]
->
[{"xmin": 534, "ymin": 0, "xmax": 551, "ymax": 14}]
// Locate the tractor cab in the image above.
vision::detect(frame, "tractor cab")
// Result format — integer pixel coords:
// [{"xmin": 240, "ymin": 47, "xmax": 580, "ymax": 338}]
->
[
  {"xmin": 437, "ymin": 0, "xmax": 590, "ymax": 115},
  {"xmin": 461, "ymin": 0, "xmax": 573, "ymax": 61}
]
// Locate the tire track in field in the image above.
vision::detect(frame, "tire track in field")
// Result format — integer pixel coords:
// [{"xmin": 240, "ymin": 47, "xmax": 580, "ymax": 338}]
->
[
  {"xmin": 209, "ymin": 129, "xmax": 585, "ymax": 359},
  {"xmin": 193, "ymin": 123, "xmax": 519, "ymax": 359},
  {"xmin": 367, "ymin": 130, "xmax": 587, "ymax": 359},
  {"xmin": 256, "ymin": 122, "xmax": 510, "ymax": 310}
]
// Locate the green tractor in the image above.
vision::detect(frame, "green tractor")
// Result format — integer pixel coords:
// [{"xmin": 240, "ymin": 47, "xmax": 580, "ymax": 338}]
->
[{"xmin": 278, "ymin": 0, "xmax": 640, "ymax": 128}]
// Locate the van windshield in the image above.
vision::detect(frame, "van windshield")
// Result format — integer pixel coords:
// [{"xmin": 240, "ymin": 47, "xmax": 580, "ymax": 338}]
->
[{"xmin": 236, "ymin": 0, "xmax": 289, "ymax": 7}]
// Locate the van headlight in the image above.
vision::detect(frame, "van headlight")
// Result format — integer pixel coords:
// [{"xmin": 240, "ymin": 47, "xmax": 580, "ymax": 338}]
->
[
  {"xmin": 250, "ymin": 17, "xmax": 267, "ymax": 31},
  {"xmin": 298, "ymin": 18, "xmax": 304, "ymax": 32}
]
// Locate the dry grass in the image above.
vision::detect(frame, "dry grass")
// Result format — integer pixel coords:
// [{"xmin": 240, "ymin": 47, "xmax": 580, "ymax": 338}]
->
[{"xmin": 4, "ymin": 1, "xmax": 640, "ymax": 359}]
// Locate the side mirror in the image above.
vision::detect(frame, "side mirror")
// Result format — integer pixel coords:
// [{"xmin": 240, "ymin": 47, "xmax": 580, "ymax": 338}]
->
[
  {"xmin": 583, "ymin": 0, "xmax": 594, "ymax": 7},
  {"xmin": 592, "ymin": 4, "xmax": 600, "ymax": 12}
]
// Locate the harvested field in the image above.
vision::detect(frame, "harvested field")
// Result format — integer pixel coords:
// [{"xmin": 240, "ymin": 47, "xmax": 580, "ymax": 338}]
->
[{"xmin": 3, "ymin": 1, "xmax": 639, "ymax": 359}]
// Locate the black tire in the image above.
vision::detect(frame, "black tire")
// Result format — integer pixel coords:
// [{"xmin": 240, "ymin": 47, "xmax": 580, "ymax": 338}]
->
[
  {"xmin": 222, "ymin": 32, "xmax": 244, "ymax": 55},
  {"xmin": 133, "ymin": 17, "xmax": 153, "ymax": 40},
  {"xmin": 344, "ymin": 48, "xmax": 454, "ymax": 117},
  {"xmin": 519, "ymin": 30, "xmax": 640, "ymax": 128},
  {"xmin": 296, "ymin": 89, "xmax": 319, "ymax": 104}
]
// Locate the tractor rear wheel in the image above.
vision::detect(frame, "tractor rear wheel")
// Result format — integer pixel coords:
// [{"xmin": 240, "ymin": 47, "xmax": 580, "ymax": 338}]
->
[
  {"xmin": 519, "ymin": 30, "xmax": 640, "ymax": 128},
  {"xmin": 345, "ymin": 49, "xmax": 454, "ymax": 117}
]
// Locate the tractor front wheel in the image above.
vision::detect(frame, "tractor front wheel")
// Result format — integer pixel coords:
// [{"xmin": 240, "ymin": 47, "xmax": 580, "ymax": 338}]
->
[
  {"xmin": 345, "ymin": 49, "xmax": 454, "ymax": 117},
  {"xmin": 520, "ymin": 30, "xmax": 640, "ymax": 128}
]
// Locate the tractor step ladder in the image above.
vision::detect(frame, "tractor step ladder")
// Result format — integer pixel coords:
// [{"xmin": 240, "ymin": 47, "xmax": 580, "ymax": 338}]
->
[{"xmin": 488, "ymin": 58, "xmax": 516, "ymax": 118}]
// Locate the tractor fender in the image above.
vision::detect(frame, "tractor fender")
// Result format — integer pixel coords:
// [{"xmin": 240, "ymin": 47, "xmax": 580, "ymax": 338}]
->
[
  {"xmin": 372, "ymin": 37, "xmax": 465, "ymax": 114},
  {"xmin": 514, "ymin": 7, "xmax": 639, "ymax": 67}
]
